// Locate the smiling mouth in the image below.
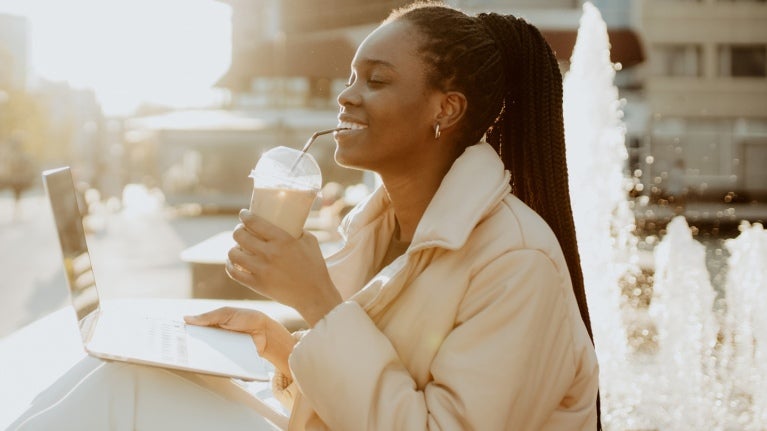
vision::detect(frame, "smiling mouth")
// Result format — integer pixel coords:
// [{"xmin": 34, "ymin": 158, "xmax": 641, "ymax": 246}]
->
[{"xmin": 337, "ymin": 121, "xmax": 368, "ymax": 130}]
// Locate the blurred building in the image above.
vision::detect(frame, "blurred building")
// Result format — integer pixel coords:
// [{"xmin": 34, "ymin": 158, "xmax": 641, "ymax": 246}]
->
[
  {"xmin": 0, "ymin": 13, "xmax": 28, "ymax": 90},
  {"xmin": 215, "ymin": 0, "xmax": 643, "ymax": 109},
  {"xmin": 635, "ymin": 0, "xmax": 767, "ymax": 202},
  {"xmin": 0, "ymin": 14, "xmax": 32, "ymax": 193},
  {"xmin": 0, "ymin": 14, "xmax": 107, "ymax": 192},
  {"xmin": 33, "ymin": 80, "xmax": 106, "ymax": 184},
  {"xmin": 215, "ymin": 0, "xmax": 406, "ymax": 110}
]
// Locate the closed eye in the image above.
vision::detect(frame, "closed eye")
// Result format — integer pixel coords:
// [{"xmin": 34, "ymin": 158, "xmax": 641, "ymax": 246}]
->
[
  {"xmin": 344, "ymin": 76, "xmax": 387, "ymax": 88},
  {"xmin": 346, "ymin": 59, "xmax": 395, "ymax": 89}
]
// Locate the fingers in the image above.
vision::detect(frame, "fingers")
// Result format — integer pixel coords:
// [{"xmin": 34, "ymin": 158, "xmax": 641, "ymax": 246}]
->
[
  {"xmin": 225, "ymin": 258, "xmax": 272, "ymax": 299},
  {"xmin": 231, "ymin": 211, "xmax": 285, "ymax": 257},
  {"xmin": 232, "ymin": 223, "xmax": 272, "ymax": 257},
  {"xmin": 239, "ymin": 209, "xmax": 290, "ymax": 242},
  {"xmin": 183, "ymin": 307, "xmax": 237, "ymax": 327},
  {"xmin": 227, "ymin": 244, "xmax": 264, "ymax": 274},
  {"xmin": 184, "ymin": 306, "xmax": 269, "ymax": 333}
]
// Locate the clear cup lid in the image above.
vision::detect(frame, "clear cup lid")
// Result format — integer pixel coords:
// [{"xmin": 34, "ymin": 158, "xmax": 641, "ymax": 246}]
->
[{"xmin": 249, "ymin": 146, "xmax": 322, "ymax": 191}]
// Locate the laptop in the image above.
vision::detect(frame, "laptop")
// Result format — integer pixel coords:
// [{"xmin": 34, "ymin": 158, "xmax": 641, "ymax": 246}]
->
[{"xmin": 42, "ymin": 166, "xmax": 270, "ymax": 382}]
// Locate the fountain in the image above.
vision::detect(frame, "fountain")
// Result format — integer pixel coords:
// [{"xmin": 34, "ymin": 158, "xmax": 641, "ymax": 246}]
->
[
  {"xmin": 563, "ymin": 1, "xmax": 633, "ymax": 426},
  {"xmin": 648, "ymin": 216, "xmax": 721, "ymax": 430},
  {"xmin": 564, "ymin": 3, "xmax": 767, "ymax": 430},
  {"xmin": 722, "ymin": 222, "xmax": 767, "ymax": 429}
]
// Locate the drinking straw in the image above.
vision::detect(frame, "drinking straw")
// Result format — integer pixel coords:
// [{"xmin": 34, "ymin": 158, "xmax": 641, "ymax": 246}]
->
[{"xmin": 289, "ymin": 127, "xmax": 350, "ymax": 173}]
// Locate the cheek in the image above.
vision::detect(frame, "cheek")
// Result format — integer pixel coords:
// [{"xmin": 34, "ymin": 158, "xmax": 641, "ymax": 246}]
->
[{"xmin": 373, "ymin": 93, "xmax": 430, "ymax": 134}]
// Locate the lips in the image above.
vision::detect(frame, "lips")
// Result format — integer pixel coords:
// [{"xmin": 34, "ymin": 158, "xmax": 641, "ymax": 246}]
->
[
  {"xmin": 337, "ymin": 114, "xmax": 368, "ymax": 131},
  {"xmin": 338, "ymin": 121, "xmax": 367, "ymax": 130}
]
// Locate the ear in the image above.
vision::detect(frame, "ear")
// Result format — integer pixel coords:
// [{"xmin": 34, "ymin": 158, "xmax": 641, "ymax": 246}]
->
[{"xmin": 435, "ymin": 91, "xmax": 467, "ymax": 131}]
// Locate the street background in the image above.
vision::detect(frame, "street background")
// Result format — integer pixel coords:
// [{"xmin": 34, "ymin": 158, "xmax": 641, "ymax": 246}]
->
[{"xmin": 0, "ymin": 188, "xmax": 240, "ymax": 338}]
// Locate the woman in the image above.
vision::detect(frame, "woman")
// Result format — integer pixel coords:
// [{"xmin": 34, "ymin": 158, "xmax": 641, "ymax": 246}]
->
[
  {"xmin": 15, "ymin": 3, "xmax": 599, "ymax": 430},
  {"xmin": 187, "ymin": 2, "xmax": 600, "ymax": 430}
]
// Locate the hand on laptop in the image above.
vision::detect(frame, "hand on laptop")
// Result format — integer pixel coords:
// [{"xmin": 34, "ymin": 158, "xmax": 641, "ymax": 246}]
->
[
  {"xmin": 226, "ymin": 209, "xmax": 343, "ymax": 327},
  {"xmin": 184, "ymin": 307, "xmax": 296, "ymax": 378}
]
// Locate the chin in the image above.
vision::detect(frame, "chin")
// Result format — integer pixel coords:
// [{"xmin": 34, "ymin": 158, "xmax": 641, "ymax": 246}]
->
[
  {"xmin": 334, "ymin": 135, "xmax": 383, "ymax": 172},
  {"xmin": 333, "ymin": 145, "xmax": 363, "ymax": 170}
]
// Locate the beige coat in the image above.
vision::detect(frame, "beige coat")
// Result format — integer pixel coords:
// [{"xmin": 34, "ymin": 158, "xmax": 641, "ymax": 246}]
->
[{"xmin": 281, "ymin": 143, "xmax": 599, "ymax": 430}]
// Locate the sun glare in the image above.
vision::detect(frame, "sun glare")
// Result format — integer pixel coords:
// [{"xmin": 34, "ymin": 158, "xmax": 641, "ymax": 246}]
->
[{"xmin": 0, "ymin": 0, "xmax": 231, "ymax": 116}]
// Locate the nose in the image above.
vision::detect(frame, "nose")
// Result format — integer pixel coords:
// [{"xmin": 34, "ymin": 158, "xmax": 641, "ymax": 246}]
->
[{"xmin": 337, "ymin": 83, "xmax": 361, "ymax": 108}]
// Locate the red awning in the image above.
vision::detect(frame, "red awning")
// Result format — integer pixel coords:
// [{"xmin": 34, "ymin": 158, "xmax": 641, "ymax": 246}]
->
[{"xmin": 541, "ymin": 28, "xmax": 645, "ymax": 68}]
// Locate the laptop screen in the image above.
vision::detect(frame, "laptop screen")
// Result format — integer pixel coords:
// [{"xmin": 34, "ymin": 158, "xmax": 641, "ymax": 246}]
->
[{"xmin": 43, "ymin": 167, "xmax": 100, "ymax": 331}]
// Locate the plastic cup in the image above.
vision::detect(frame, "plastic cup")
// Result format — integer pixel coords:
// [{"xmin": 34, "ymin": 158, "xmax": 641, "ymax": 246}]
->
[{"xmin": 248, "ymin": 146, "xmax": 322, "ymax": 238}]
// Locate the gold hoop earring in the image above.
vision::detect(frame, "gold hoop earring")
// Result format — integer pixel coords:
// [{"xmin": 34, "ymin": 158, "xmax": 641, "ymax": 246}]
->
[{"xmin": 434, "ymin": 123, "xmax": 441, "ymax": 140}]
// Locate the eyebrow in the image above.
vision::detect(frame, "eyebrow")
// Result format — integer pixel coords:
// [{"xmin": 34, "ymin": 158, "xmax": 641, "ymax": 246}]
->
[{"xmin": 353, "ymin": 58, "xmax": 396, "ymax": 70}]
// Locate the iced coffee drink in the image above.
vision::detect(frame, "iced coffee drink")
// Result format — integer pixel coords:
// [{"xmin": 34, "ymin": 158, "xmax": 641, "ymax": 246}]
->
[
  {"xmin": 248, "ymin": 146, "xmax": 322, "ymax": 238},
  {"xmin": 249, "ymin": 187, "xmax": 318, "ymax": 238}
]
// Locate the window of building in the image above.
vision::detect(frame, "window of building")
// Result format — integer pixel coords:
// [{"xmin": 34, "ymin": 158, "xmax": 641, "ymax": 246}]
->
[
  {"xmin": 651, "ymin": 45, "xmax": 702, "ymax": 77},
  {"xmin": 719, "ymin": 44, "xmax": 767, "ymax": 77},
  {"xmin": 650, "ymin": 118, "xmax": 732, "ymax": 177}
]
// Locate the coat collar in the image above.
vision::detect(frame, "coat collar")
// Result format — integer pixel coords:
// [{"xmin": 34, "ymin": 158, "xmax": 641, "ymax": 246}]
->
[{"xmin": 338, "ymin": 142, "xmax": 511, "ymax": 252}]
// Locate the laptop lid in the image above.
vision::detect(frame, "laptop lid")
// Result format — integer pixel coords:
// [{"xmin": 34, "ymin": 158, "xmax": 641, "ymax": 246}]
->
[{"xmin": 42, "ymin": 167, "xmax": 100, "ymax": 343}]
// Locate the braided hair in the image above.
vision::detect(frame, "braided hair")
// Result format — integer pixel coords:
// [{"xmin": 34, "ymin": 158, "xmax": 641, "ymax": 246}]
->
[{"xmin": 387, "ymin": 3, "xmax": 600, "ymax": 428}]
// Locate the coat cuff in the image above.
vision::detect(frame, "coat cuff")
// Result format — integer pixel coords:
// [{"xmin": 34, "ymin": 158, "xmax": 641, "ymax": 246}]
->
[{"xmin": 269, "ymin": 329, "xmax": 308, "ymax": 411}]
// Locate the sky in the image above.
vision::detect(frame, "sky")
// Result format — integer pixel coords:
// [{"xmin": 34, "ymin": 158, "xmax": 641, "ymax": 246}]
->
[{"xmin": 0, "ymin": 0, "xmax": 231, "ymax": 116}]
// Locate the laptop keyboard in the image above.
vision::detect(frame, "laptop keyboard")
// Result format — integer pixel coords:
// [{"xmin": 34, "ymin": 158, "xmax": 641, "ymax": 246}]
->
[{"xmin": 145, "ymin": 317, "xmax": 189, "ymax": 364}]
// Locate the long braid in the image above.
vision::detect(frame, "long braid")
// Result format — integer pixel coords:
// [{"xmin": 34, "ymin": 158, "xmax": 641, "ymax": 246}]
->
[
  {"xmin": 480, "ymin": 15, "xmax": 601, "ymax": 428},
  {"xmin": 480, "ymin": 13, "xmax": 593, "ymax": 342}
]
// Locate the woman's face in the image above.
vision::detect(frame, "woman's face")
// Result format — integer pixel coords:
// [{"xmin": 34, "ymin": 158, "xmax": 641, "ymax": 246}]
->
[{"xmin": 334, "ymin": 20, "xmax": 443, "ymax": 174}]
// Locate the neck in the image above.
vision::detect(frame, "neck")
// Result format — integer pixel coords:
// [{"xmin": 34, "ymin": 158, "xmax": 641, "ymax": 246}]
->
[{"xmin": 380, "ymin": 150, "xmax": 458, "ymax": 243}]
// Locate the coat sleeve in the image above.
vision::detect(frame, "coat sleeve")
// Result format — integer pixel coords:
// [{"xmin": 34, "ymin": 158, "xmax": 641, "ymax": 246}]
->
[
  {"xmin": 270, "ymin": 330, "xmax": 309, "ymax": 411},
  {"xmin": 288, "ymin": 249, "xmax": 596, "ymax": 430}
]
